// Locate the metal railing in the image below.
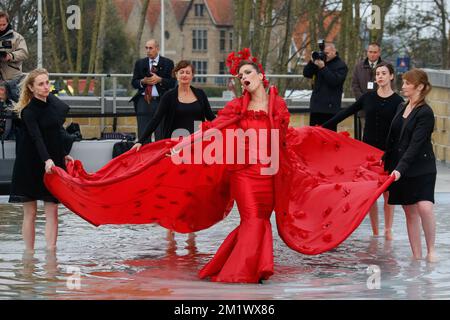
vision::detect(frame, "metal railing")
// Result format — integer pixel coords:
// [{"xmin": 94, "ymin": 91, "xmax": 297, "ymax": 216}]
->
[
  {"xmin": 48, "ymin": 72, "xmax": 309, "ymax": 125},
  {"xmin": 46, "ymin": 73, "xmax": 361, "ymax": 139},
  {"xmin": 48, "ymin": 73, "xmax": 306, "ymax": 102}
]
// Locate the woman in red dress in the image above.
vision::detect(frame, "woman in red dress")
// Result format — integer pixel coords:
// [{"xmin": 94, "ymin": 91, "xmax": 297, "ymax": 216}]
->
[
  {"xmin": 45, "ymin": 49, "xmax": 394, "ymax": 283},
  {"xmin": 198, "ymin": 59, "xmax": 279, "ymax": 282}
]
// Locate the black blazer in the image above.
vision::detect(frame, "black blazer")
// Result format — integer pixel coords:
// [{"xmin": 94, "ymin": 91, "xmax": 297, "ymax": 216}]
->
[
  {"xmin": 322, "ymin": 91, "xmax": 404, "ymax": 150},
  {"xmin": 138, "ymin": 86, "xmax": 216, "ymax": 143},
  {"xmin": 130, "ymin": 56, "xmax": 176, "ymax": 107},
  {"xmin": 383, "ymin": 102, "xmax": 436, "ymax": 177}
]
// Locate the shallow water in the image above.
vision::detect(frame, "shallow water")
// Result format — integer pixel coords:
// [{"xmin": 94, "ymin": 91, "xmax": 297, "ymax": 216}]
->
[{"xmin": 0, "ymin": 194, "xmax": 449, "ymax": 300}]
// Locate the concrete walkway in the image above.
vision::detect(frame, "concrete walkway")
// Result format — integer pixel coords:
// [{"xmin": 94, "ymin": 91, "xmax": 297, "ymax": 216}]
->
[{"xmin": 436, "ymin": 161, "xmax": 450, "ymax": 192}]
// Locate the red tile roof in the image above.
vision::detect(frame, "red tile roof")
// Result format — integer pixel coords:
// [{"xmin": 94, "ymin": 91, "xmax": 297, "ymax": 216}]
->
[
  {"xmin": 112, "ymin": 0, "xmax": 135, "ymax": 22},
  {"xmin": 146, "ymin": 0, "xmax": 162, "ymax": 31},
  {"xmin": 114, "ymin": 0, "xmax": 234, "ymax": 29},
  {"xmin": 171, "ymin": 0, "xmax": 191, "ymax": 26},
  {"xmin": 292, "ymin": 11, "xmax": 341, "ymax": 58},
  {"xmin": 205, "ymin": 0, "xmax": 234, "ymax": 26},
  {"xmin": 145, "ymin": 0, "xmax": 192, "ymax": 29}
]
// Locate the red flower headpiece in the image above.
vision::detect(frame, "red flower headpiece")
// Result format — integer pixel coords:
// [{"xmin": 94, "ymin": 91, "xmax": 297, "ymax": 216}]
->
[{"xmin": 226, "ymin": 48, "xmax": 269, "ymax": 88}]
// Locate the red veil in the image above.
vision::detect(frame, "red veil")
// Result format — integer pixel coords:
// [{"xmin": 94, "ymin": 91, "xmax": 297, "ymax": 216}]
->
[{"xmin": 45, "ymin": 87, "xmax": 393, "ymax": 255}]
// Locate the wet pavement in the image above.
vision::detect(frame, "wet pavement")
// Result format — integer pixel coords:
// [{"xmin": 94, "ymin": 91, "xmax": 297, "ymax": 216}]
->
[{"xmin": 0, "ymin": 163, "xmax": 449, "ymax": 300}]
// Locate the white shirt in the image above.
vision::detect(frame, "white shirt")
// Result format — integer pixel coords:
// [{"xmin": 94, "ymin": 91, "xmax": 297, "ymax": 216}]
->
[{"xmin": 141, "ymin": 55, "xmax": 160, "ymax": 97}]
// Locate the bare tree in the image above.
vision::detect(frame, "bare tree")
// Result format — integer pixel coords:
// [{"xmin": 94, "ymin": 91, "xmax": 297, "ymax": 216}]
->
[
  {"xmin": 83, "ymin": 2, "xmax": 101, "ymax": 95},
  {"xmin": 369, "ymin": 0, "xmax": 394, "ymax": 44},
  {"xmin": 338, "ymin": 0, "xmax": 362, "ymax": 96},
  {"xmin": 385, "ymin": 1, "xmax": 449, "ymax": 69},
  {"xmin": 73, "ymin": 0, "xmax": 85, "ymax": 95},
  {"xmin": 59, "ymin": 0, "xmax": 75, "ymax": 72},
  {"xmin": 433, "ymin": 0, "xmax": 449, "ymax": 68},
  {"xmin": 136, "ymin": 0, "xmax": 150, "ymax": 58},
  {"xmin": 43, "ymin": 0, "xmax": 62, "ymax": 72}
]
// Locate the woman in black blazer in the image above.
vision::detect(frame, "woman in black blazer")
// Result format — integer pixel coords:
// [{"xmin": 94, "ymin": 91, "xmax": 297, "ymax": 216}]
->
[
  {"xmin": 383, "ymin": 68, "xmax": 437, "ymax": 262},
  {"xmin": 323, "ymin": 62, "xmax": 403, "ymax": 240},
  {"xmin": 132, "ymin": 60, "xmax": 215, "ymax": 145},
  {"xmin": 132, "ymin": 60, "xmax": 216, "ymax": 247},
  {"xmin": 9, "ymin": 69, "xmax": 74, "ymax": 252}
]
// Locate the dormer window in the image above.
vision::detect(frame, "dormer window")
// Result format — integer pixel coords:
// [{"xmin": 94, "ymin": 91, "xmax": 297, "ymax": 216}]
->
[{"xmin": 195, "ymin": 4, "xmax": 205, "ymax": 17}]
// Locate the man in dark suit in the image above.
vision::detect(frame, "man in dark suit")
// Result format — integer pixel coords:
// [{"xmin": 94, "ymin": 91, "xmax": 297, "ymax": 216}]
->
[
  {"xmin": 303, "ymin": 42, "xmax": 348, "ymax": 131},
  {"xmin": 131, "ymin": 39, "xmax": 175, "ymax": 141},
  {"xmin": 351, "ymin": 43, "xmax": 384, "ymax": 100},
  {"xmin": 351, "ymin": 43, "xmax": 385, "ymax": 139}
]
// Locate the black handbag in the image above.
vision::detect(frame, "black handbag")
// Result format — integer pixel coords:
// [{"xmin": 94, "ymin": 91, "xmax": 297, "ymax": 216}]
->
[
  {"xmin": 101, "ymin": 132, "xmax": 136, "ymax": 140},
  {"xmin": 112, "ymin": 140, "xmax": 135, "ymax": 158}
]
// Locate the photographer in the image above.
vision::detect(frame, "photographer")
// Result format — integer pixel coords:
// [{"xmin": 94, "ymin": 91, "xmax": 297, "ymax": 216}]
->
[
  {"xmin": 0, "ymin": 11, "xmax": 29, "ymax": 82},
  {"xmin": 0, "ymin": 80, "xmax": 21, "ymax": 158},
  {"xmin": 0, "ymin": 81, "xmax": 10, "ymax": 141},
  {"xmin": 303, "ymin": 41, "xmax": 348, "ymax": 131},
  {"xmin": 0, "ymin": 81, "xmax": 13, "ymax": 138}
]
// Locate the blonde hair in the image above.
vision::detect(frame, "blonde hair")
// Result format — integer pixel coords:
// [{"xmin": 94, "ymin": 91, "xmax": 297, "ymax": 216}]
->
[
  {"xmin": 13, "ymin": 68, "xmax": 49, "ymax": 117},
  {"xmin": 402, "ymin": 68, "xmax": 432, "ymax": 107}
]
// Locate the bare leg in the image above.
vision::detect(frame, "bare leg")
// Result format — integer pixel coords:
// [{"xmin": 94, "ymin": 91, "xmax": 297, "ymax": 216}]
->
[
  {"xmin": 369, "ymin": 201, "xmax": 379, "ymax": 236},
  {"xmin": 383, "ymin": 192, "xmax": 394, "ymax": 240},
  {"xmin": 416, "ymin": 201, "xmax": 437, "ymax": 262},
  {"xmin": 166, "ymin": 230, "xmax": 176, "ymax": 255},
  {"xmin": 44, "ymin": 202, "xmax": 58, "ymax": 251},
  {"xmin": 403, "ymin": 204, "xmax": 422, "ymax": 260},
  {"xmin": 45, "ymin": 249, "xmax": 58, "ymax": 278},
  {"xmin": 166, "ymin": 229, "xmax": 175, "ymax": 241},
  {"xmin": 22, "ymin": 201, "xmax": 37, "ymax": 252},
  {"xmin": 186, "ymin": 233, "xmax": 197, "ymax": 255}
]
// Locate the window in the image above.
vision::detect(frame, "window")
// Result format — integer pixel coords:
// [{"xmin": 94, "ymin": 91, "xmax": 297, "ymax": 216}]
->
[
  {"xmin": 229, "ymin": 32, "xmax": 233, "ymax": 50},
  {"xmin": 220, "ymin": 30, "xmax": 226, "ymax": 52},
  {"xmin": 192, "ymin": 61, "xmax": 208, "ymax": 83},
  {"xmin": 195, "ymin": 4, "xmax": 205, "ymax": 16},
  {"xmin": 192, "ymin": 29, "xmax": 208, "ymax": 51},
  {"xmin": 216, "ymin": 61, "xmax": 227, "ymax": 85}
]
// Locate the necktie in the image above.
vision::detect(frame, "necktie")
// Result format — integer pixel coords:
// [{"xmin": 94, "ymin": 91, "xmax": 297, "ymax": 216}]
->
[{"xmin": 144, "ymin": 60, "xmax": 153, "ymax": 103}]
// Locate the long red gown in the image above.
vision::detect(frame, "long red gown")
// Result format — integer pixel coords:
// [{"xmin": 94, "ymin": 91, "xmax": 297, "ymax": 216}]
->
[
  {"xmin": 44, "ymin": 86, "xmax": 394, "ymax": 283},
  {"xmin": 198, "ymin": 109, "xmax": 275, "ymax": 282}
]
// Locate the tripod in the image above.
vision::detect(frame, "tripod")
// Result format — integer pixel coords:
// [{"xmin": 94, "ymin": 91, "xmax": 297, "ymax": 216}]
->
[
  {"xmin": 0, "ymin": 104, "xmax": 10, "ymax": 160},
  {"xmin": 0, "ymin": 114, "xmax": 5, "ymax": 159}
]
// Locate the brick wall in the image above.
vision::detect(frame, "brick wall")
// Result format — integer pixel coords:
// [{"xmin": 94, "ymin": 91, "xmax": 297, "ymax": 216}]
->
[
  {"xmin": 425, "ymin": 69, "xmax": 450, "ymax": 166},
  {"xmin": 64, "ymin": 98, "xmax": 358, "ymax": 140},
  {"xmin": 288, "ymin": 114, "xmax": 355, "ymax": 137},
  {"xmin": 65, "ymin": 116, "xmax": 137, "ymax": 139}
]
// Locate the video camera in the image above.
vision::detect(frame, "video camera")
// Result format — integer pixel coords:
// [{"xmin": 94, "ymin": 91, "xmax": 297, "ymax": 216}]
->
[
  {"xmin": 0, "ymin": 32, "xmax": 13, "ymax": 59},
  {"xmin": 311, "ymin": 39, "xmax": 326, "ymax": 62}
]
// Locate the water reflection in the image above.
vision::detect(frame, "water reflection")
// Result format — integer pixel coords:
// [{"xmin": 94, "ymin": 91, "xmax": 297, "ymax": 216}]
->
[
  {"xmin": 165, "ymin": 231, "xmax": 198, "ymax": 256},
  {"xmin": 0, "ymin": 195, "xmax": 450, "ymax": 299},
  {"xmin": 20, "ymin": 251, "xmax": 37, "ymax": 279},
  {"xmin": 44, "ymin": 250, "xmax": 58, "ymax": 279}
]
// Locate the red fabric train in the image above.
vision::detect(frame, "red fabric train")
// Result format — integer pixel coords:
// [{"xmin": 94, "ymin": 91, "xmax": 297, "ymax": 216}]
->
[{"xmin": 45, "ymin": 87, "xmax": 394, "ymax": 257}]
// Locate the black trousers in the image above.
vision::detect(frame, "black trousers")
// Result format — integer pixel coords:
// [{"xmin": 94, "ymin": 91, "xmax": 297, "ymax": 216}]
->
[
  {"xmin": 135, "ymin": 96, "xmax": 163, "ymax": 142},
  {"xmin": 309, "ymin": 112, "xmax": 337, "ymax": 132}
]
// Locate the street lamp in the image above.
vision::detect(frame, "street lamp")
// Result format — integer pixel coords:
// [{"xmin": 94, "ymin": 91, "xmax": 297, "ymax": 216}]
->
[
  {"xmin": 161, "ymin": 0, "xmax": 165, "ymax": 56},
  {"xmin": 37, "ymin": 0, "xmax": 42, "ymax": 68}
]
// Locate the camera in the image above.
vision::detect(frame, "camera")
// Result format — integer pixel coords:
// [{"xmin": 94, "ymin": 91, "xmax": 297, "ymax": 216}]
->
[
  {"xmin": 0, "ymin": 33, "xmax": 13, "ymax": 59},
  {"xmin": 311, "ymin": 39, "xmax": 326, "ymax": 62}
]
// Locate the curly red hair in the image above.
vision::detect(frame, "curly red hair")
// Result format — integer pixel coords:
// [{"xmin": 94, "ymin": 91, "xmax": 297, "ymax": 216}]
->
[{"xmin": 226, "ymin": 48, "xmax": 269, "ymax": 88}]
